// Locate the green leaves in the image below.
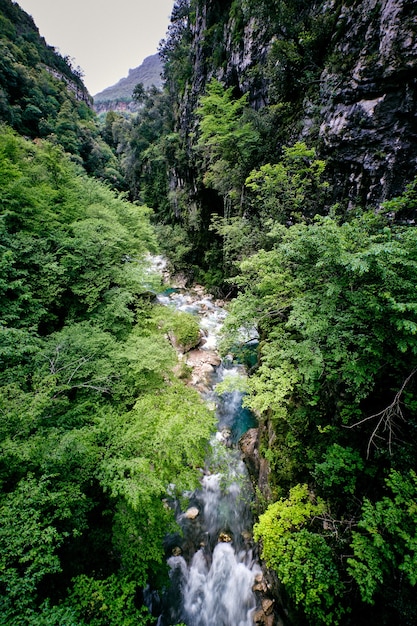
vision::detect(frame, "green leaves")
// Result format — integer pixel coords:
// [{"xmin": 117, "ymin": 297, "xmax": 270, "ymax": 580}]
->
[
  {"xmin": 254, "ymin": 484, "xmax": 345, "ymax": 625},
  {"xmin": 0, "ymin": 127, "xmax": 156, "ymax": 331},
  {"xmin": 196, "ymin": 78, "xmax": 260, "ymax": 201},
  {"xmin": 226, "ymin": 214, "xmax": 417, "ymax": 435},
  {"xmin": 0, "ymin": 126, "xmax": 215, "ymax": 622},
  {"xmin": 0, "ymin": 474, "xmax": 87, "ymax": 611},
  {"xmin": 225, "ymin": 208, "xmax": 417, "ymax": 621},
  {"xmin": 99, "ymin": 382, "xmax": 215, "ymax": 503},
  {"xmin": 348, "ymin": 470, "xmax": 417, "ymax": 602},
  {"xmin": 67, "ymin": 574, "xmax": 153, "ymax": 626},
  {"xmin": 245, "ymin": 142, "xmax": 328, "ymax": 224}
]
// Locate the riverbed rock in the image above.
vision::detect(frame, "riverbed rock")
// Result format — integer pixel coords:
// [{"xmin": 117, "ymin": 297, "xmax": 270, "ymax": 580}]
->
[
  {"xmin": 184, "ymin": 507, "xmax": 200, "ymax": 520},
  {"xmin": 185, "ymin": 348, "xmax": 222, "ymax": 391},
  {"xmin": 216, "ymin": 427, "xmax": 232, "ymax": 445},
  {"xmin": 239, "ymin": 428, "xmax": 260, "ymax": 476},
  {"xmin": 218, "ymin": 531, "xmax": 233, "ymax": 543},
  {"xmin": 186, "ymin": 349, "xmax": 222, "ymax": 368},
  {"xmin": 191, "ymin": 284, "xmax": 206, "ymax": 297},
  {"xmin": 262, "ymin": 598, "xmax": 275, "ymax": 615},
  {"xmin": 167, "ymin": 330, "xmax": 202, "ymax": 354},
  {"xmin": 253, "ymin": 572, "xmax": 268, "ymax": 593},
  {"xmin": 253, "ymin": 609, "xmax": 276, "ymax": 626}
]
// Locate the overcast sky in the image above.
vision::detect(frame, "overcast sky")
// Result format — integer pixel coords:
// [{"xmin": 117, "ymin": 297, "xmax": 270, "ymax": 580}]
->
[{"xmin": 17, "ymin": 0, "xmax": 174, "ymax": 95}]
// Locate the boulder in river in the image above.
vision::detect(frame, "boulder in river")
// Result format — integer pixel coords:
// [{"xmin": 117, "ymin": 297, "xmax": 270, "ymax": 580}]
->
[
  {"xmin": 218, "ymin": 531, "xmax": 233, "ymax": 543},
  {"xmin": 184, "ymin": 507, "xmax": 200, "ymax": 520}
]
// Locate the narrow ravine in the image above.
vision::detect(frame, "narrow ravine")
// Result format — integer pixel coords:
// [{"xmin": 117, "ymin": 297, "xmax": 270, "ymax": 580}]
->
[{"xmin": 151, "ymin": 265, "xmax": 267, "ymax": 626}]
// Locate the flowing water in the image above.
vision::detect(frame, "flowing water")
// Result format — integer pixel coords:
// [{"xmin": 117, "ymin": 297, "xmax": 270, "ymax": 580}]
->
[{"xmin": 153, "ymin": 273, "xmax": 262, "ymax": 626}]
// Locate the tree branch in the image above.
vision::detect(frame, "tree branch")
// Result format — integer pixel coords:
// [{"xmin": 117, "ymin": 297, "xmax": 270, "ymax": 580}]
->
[{"xmin": 345, "ymin": 368, "xmax": 417, "ymax": 458}]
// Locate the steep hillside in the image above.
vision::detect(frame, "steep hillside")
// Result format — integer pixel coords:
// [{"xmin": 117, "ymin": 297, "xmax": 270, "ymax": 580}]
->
[
  {"xmin": 0, "ymin": 0, "xmax": 126, "ymax": 185},
  {"xmin": 0, "ymin": 0, "xmax": 92, "ymax": 131},
  {"xmin": 107, "ymin": 5, "xmax": 417, "ymax": 623},
  {"xmin": 93, "ymin": 54, "xmax": 163, "ymax": 114}
]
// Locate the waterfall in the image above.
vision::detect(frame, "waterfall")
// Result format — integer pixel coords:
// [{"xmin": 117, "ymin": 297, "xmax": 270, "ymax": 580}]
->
[{"xmin": 154, "ymin": 278, "xmax": 262, "ymax": 626}]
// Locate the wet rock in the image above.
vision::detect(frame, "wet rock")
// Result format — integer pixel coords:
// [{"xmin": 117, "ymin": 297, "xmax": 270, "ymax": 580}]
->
[
  {"xmin": 253, "ymin": 609, "xmax": 275, "ymax": 626},
  {"xmin": 253, "ymin": 572, "xmax": 268, "ymax": 593},
  {"xmin": 192, "ymin": 284, "xmax": 206, "ymax": 297},
  {"xmin": 262, "ymin": 598, "xmax": 275, "ymax": 615},
  {"xmin": 170, "ymin": 273, "xmax": 188, "ymax": 289},
  {"xmin": 186, "ymin": 349, "xmax": 222, "ymax": 390},
  {"xmin": 216, "ymin": 427, "xmax": 232, "ymax": 445},
  {"xmin": 172, "ymin": 546, "xmax": 182, "ymax": 556},
  {"xmin": 239, "ymin": 428, "xmax": 260, "ymax": 476},
  {"xmin": 200, "ymin": 362, "xmax": 215, "ymax": 375},
  {"xmin": 254, "ymin": 604, "xmax": 277, "ymax": 626},
  {"xmin": 218, "ymin": 531, "xmax": 233, "ymax": 543},
  {"xmin": 186, "ymin": 349, "xmax": 221, "ymax": 368},
  {"xmin": 184, "ymin": 507, "xmax": 199, "ymax": 520}
]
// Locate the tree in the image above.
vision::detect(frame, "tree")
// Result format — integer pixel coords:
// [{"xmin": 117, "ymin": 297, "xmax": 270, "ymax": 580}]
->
[
  {"xmin": 223, "ymin": 204, "xmax": 417, "ymax": 622},
  {"xmin": 348, "ymin": 470, "xmax": 417, "ymax": 604},
  {"xmin": 196, "ymin": 78, "xmax": 260, "ymax": 206},
  {"xmin": 0, "ymin": 126, "xmax": 215, "ymax": 623},
  {"xmin": 254, "ymin": 484, "xmax": 345, "ymax": 625},
  {"xmin": 245, "ymin": 141, "xmax": 328, "ymax": 225}
]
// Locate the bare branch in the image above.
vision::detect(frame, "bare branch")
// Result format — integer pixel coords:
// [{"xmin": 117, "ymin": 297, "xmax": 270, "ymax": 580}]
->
[{"xmin": 345, "ymin": 368, "xmax": 417, "ymax": 458}]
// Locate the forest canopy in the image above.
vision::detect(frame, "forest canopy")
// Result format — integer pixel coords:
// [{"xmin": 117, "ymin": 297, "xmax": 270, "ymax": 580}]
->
[{"xmin": 0, "ymin": 126, "xmax": 215, "ymax": 624}]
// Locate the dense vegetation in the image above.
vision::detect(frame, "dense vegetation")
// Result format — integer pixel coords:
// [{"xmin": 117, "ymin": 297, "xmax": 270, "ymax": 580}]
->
[
  {"xmin": 2, "ymin": 0, "xmax": 417, "ymax": 624},
  {"xmin": 0, "ymin": 0, "xmax": 123, "ymax": 186},
  {"xmin": 223, "ymin": 209, "xmax": 417, "ymax": 624},
  {"xmin": 0, "ymin": 126, "xmax": 215, "ymax": 624}
]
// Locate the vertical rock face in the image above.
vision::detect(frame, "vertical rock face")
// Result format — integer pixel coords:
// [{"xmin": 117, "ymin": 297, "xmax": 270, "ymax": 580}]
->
[
  {"xmin": 317, "ymin": 0, "xmax": 417, "ymax": 206},
  {"xmin": 175, "ymin": 0, "xmax": 417, "ymax": 209}
]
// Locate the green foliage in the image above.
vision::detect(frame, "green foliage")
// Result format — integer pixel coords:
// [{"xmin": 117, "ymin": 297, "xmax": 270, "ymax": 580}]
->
[
  {"xmin": 348, "ymin": 470, "xmax": 417, "ymax": 603},
  {"xmin": 225, "ymin": 214, "xmax": 417, "ymax": 437},
  {"xmin": 99, "ymin": 382, "xmax": 215, "ymax": 503},
  {"xmin": 67, "ymin": 574, "xmax": 153, "ymax": 626},
  {"xmin": 114, "ymin": 86, "xmax": 173, "ymax": 211},
  {"xmin": 0, "ymin": 126, "xmax": 215, "ymax": 623},
  {"xmin": 159, "ymin": 307, "xmax": 201, "ymax": 351},
  {"xmin": 245, "ymin": 142, "xmax": 328, "ymax": 224},
  {"xmin": 0, "ymin": 0, "xmax": 124, "ymax": 182},
  {"xmin": 0, "ymin": 475, "xmax": 69, "ymax": 611},
  {"xmin": 223, "ymin": 193, "xmax": 417, "ymax": 622},
  {"xmin": 254, "ymin": 484, "xmax": 345, "ymax": 625},
  {"xmin": 159, "ymin": 0, "xmax": 194, "ymax": 98},
  {"xmin": 0, "ymin": 127, "xmax": 156, "ymax": 331},
  {"xmin": 210, "ymin": 141, "xmax": 329, "ymax": 271},
  {"xmin": 154, "ymin": 222, "xmax": 194, "ymax": 272},
  {"xmin": 196, "ymin": 78, "xmax": 260, "ymax": 203},
  {"xmin": 313, "ymin": 444, "xmax": 364, "ymax": 495}
]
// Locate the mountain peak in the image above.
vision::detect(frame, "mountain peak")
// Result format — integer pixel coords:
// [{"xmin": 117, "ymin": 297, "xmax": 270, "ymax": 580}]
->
[{"xmin": 93, "ymin": 53, "xmax": 163, "ymax": 114}]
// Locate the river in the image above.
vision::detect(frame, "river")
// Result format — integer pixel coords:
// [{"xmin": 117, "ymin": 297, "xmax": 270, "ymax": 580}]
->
[{"xmin": 150, "ymin": 267, "xmax": 265, "ymax": 626}]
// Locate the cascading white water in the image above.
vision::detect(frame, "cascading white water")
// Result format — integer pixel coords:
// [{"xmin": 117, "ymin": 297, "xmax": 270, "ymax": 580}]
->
[{"xmin": 155, "ymin": 279, "xmax": 261, "ymax": 626}]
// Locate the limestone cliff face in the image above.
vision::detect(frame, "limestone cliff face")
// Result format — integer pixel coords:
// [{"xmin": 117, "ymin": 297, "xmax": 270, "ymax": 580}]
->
[
  {"xmin": 174, "ymin": 0, "xmax": 417, "ymax": 209},
  {"xmin": 317, "ymin": 0, "xmax": 417, "ymax": 206}
]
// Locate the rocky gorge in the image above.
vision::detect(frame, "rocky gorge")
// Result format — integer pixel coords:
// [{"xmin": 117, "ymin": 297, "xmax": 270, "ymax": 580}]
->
[{"xmin": 152, "ymin": 265, "xmax": 285, "ymax": 626}]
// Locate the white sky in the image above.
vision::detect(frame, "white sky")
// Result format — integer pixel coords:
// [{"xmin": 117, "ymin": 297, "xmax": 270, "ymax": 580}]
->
[{"xmin": 16, "ymin": 0, "xmax": 174, "ymax": 95}]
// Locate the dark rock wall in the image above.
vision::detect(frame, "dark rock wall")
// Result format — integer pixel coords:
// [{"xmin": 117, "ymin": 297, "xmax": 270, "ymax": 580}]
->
[
  {"xmin": 173, "ymin": 0, "xmax": 417, "ymax": 210},
  {"xmin": 317, "ymin": 0, "xmax": 417, "ymax": 206}
]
